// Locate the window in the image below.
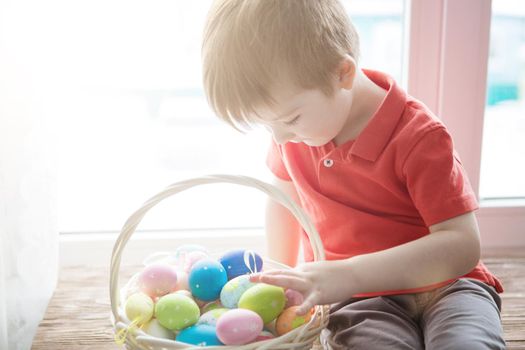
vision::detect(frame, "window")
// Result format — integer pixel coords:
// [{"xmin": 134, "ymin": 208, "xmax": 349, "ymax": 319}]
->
[
  {"xmin": 479, "ymin": 1, "xmax": 525, "ymax": 199},
  {"xmin": 58, "ymin": 1, "xmax": 407, "ymax": 233}
]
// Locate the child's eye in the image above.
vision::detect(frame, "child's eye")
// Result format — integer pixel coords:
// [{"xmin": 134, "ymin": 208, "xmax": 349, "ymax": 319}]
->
[{"xmin": 285, "ymin": 115, "xmax": 301, "ymax": 125}]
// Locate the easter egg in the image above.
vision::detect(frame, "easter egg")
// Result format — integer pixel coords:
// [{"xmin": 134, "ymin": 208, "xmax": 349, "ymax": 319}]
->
[
  {"xmin": 188, "ymin": 259, "xmax": 228, "ymax": 301},
  {"xmin": 138, "ymin": 264, "xmax": 178, "ymax": 298},
  {"xmin": 216, "ymin": 309, "xmax": 264, "ymax": 345},
  {"xmin": 197, "ymin": 307, "xmax": 229, "ymax": 326},
  {"xmin": 285, "ymin": 289, "xmax": 304, "ymax": 308},
  {"xmin": 176, "ymin": 324, "xmax": 223, "ymax": 346},
  {"xmin": 275, "ymin": 306, "xmax": 312, "ymax": 336},
  {"xmin": 238, "ymin": 283, "xmax": 285, "ymax": 324},
  {"xmin": 124, "ymin": 293, "xmax": 154, "ymax": 325},
  {"xmin": 254, "ymin": 330, "xmax": 275, "ymax": 342},
  {"xmin": 220, "ymin": 275, "xmax": 256, "ymax": 309},
  {"xmin": 219, "ymin": 249, "xmax": 263, "ymax": 280},
  {"xmin": 142, "ymin": 319, "xmax": 175, "ymax": 340},
  {"xmin": 154, "ymin": 293, "xmax": 200, "ymax": 331}
]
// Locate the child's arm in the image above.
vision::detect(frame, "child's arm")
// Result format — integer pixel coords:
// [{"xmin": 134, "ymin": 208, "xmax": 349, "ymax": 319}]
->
[
  {"xmin": 265, "ymin": 177, "xmax": 302, "ymax": 267},
  {"xmin": 251, "ymin": 211, "xmax": 481, "ymax": 315}
]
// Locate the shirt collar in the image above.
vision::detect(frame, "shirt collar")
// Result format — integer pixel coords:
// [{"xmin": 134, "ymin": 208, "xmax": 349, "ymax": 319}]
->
[{"xmin": 349, "ymin": 69, "xmax": 407, "ymax": 162}]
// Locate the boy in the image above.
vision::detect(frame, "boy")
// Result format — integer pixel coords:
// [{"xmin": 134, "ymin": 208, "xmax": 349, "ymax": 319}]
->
[{"xmin": 202, "ymin": 0, "xmax": 505, "ymax": 348}]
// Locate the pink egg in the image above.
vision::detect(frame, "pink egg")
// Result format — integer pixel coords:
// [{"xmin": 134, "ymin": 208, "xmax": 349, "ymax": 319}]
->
[
  {"xmin": 285, "ymin": 289, "xmax": 304, "ymax": 308},
  {"xmin": 138, "ymin": 264, "xmax": 178, "ymax": 298},
  {"xmin": 216, "ymin": 309, "xmax": 263, "ymax": 345},
  {"xmin": 183, "ymin": 251, "xmax": 209, "ymax": 272}
]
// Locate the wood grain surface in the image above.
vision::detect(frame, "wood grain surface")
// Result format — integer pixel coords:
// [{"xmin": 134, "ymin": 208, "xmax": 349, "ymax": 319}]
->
[{"xmin": 32, "ymin": 249, "xmax": 525, "ymax": 349}]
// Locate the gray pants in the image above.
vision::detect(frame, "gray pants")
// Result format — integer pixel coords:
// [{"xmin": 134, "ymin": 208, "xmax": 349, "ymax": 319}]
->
[{"xmin": 320, "ymin": 278, "xmax": 505, "ymax": 349}]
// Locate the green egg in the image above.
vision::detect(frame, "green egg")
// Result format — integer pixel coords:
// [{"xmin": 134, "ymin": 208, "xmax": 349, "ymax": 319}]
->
[
  {"xmin": 155, "ymin": 293, "xmax": 200, "ymax": 331},
  {"xmin": 238, "ymin": 283, "xmax": 286, "ymax": 324},
  {"xmin": 124, "ymin": 292, "xmax": 154, "ymax": 326}
]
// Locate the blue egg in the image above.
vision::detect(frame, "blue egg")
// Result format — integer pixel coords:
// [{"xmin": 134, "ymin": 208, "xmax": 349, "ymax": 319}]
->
[
  {"xmin": 219, "ymin": 249, "xmax": 263, "ymax": 280},
  {"xmin": 189, "ymin": 259, "xmax": 228, "ymax": 301},
  {"xmin": 176, "ymin": 324, "xmax": 223, "ymax": 346},
  {"xmin": 220, "ymin": 275, "xmax": 256, "ymax": 309}
]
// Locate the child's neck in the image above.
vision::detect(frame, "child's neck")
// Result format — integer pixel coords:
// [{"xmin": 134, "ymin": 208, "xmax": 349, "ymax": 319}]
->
[{"xmin": 333, "ymin": 69, "xmax": 387, "ymax": 146}]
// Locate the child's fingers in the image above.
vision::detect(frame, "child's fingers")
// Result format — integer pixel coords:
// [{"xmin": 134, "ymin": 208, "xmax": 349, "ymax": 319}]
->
[
  {"xmin": 252, "ymin": 274, "xmax": 308, "ymax": 291},
  {"xmin": 249, "ymin": 269, "xmax": 300, "ymax": 282},
  {"xmin": 258, "ymin": 269, "xmax": 299, "ymax": 276},
  {"xmin": 295, "ymin": 291, "xmax": 319, "ymax": 316}
]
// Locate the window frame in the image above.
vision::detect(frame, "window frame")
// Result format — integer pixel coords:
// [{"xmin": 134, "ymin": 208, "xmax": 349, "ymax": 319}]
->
[{"xmin": 407, "ymin": 0, "xmax": 525, "ymax": 246}]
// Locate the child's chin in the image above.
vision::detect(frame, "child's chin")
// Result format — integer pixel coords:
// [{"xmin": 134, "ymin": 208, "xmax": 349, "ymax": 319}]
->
[{"xmin": 303, "ymin": 139, "xmax": 327, "ymax": 147}]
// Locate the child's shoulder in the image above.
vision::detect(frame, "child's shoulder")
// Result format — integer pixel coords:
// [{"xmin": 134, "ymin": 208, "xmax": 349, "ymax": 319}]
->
[{"xmin": 393, "ymin": 96, "xmax": 450, "ymax": 152}]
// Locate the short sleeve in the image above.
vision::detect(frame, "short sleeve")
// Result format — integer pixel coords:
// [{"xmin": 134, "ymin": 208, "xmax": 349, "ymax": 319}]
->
[
  {"xmin": 403, "ymin": 127, "xmax": 479, "ymax": 226},
  {"xmin": 266, "ymin": 138, "xmax": 292, "ymax": 181}
]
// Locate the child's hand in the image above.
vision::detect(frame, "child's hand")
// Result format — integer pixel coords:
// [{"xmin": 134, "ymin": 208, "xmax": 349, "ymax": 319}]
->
[{"xmin": 249, "ymin": 260, "xmax": 355, "ymax": 316}]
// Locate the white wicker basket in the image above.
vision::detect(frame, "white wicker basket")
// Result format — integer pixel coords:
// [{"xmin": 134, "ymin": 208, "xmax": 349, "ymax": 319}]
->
[{"xmin": 110, "ymin": 175, "xmax": 330, "ymax": 350}]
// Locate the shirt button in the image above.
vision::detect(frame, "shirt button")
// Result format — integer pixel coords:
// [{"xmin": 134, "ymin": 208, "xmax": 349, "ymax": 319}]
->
[{"xmin": 323, "ymin": 158, "xmax": 334, "ymax": 168}]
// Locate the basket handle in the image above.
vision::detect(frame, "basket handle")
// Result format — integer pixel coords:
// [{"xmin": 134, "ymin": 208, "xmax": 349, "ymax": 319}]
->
[{"xmin": 109, "ymin": 174, "xmax": 325, "ymax": 323}]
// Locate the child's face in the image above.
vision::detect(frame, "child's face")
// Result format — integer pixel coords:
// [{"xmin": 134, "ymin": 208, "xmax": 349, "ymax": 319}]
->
[{"xmin": 252, "ymin": 83, "xmax": 353, "ymax": 147}]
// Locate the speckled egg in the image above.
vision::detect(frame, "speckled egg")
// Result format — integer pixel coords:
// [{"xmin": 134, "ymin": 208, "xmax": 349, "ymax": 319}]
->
[
  {"xmin": 216, "ymin": 309, "xmax": 264, "ymax": 345},
  {"xmin": 275, "ymin": 306, "xmax": 313, "ymax": 336},
  {"xmin": 219, "ymin": 249, "xmax": 263, "ymax": 280},
  {"xmin": 138, "ymin": 264, "xmax": 178, "ymax": 298},
  {"xmin": 142, "ymin": 319, "xmax": 175, "ymax": 340},
  {"xmin": 197, "ymin": 307, "xmax": 229, "ymax": 326},
  {"xmin": 220, "ymin": 275, "xmax": 256, "ymax": 309},
  {"xmin": 124, "ymin": 292, "xmax": 154, "ymax": 326},
  {"xmin": 176, "ymin": 324, "xmax": 223, "ymax": 346},
  {"xmin": 188, "ymin": 259, "xmax": 228, "ymax": 301},
  {"xmin": 154, "ymin": 293, "xmax": 200, "ymax": 331},
  {"xmin": 238, "ymin": 283, "xmax": 286, "ymax": 324}
]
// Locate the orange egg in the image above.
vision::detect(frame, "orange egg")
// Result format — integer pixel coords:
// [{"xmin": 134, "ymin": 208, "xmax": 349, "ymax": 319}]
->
[{"xmin": 275, "ymin": 306, "xmax": 312, "ymax": 336}]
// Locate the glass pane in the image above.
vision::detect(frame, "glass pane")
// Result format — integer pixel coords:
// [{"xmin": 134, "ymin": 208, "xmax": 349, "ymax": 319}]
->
[
  {"xmin": 58, "ymin": 0, "xmax": 405, "ymax": 233},
  {"xmin": 480, "ymin": 1, "xmax": 525, "ymax": 199},
  {"xmin": 342, "ymin": 0, "xmax": 406, "ymax": 85}
]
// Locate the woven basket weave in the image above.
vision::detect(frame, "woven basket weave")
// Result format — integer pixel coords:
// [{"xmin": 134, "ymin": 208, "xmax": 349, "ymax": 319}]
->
[{"xmin": 110, "ymin": 175, "xmax": 330, "ymax": 350}]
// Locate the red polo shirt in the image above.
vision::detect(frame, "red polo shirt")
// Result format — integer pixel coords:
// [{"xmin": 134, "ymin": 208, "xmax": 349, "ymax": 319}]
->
[{"xmin": 266, "ymin": 69, "xmax": 503, "ymax": 296}]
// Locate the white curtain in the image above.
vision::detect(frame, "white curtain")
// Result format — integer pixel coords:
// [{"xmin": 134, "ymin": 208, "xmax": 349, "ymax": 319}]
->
[{"xmin": 0, "ymin": 1, "xmax": 59, "ymax": 349}]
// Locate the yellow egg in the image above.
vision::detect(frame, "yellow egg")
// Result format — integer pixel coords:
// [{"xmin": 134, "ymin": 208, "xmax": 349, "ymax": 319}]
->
[
  {"xmin": 275, "ymin": 306, "xmax": 312, "ymax": 336},
  {"xmin": 125, "ymin": 292, "xmax": 154, "ymax": 326}
]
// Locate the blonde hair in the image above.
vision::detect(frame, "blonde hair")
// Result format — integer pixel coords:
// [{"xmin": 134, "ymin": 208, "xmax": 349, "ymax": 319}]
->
[{"xmin": 202, "ymin": 0, "xmax": 360, "ymax": 129}]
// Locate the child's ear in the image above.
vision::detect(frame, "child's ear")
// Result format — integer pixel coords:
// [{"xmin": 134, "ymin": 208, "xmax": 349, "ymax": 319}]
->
[{"xmin": 337, "ymin": 55, "xmax": 357, "ymax": 90}]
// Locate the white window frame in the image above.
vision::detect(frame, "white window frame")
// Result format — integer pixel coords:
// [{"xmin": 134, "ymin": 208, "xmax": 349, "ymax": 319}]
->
[{"xmin": 407, "ymin": 0, "xmax": 525, "ymax": 247}]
